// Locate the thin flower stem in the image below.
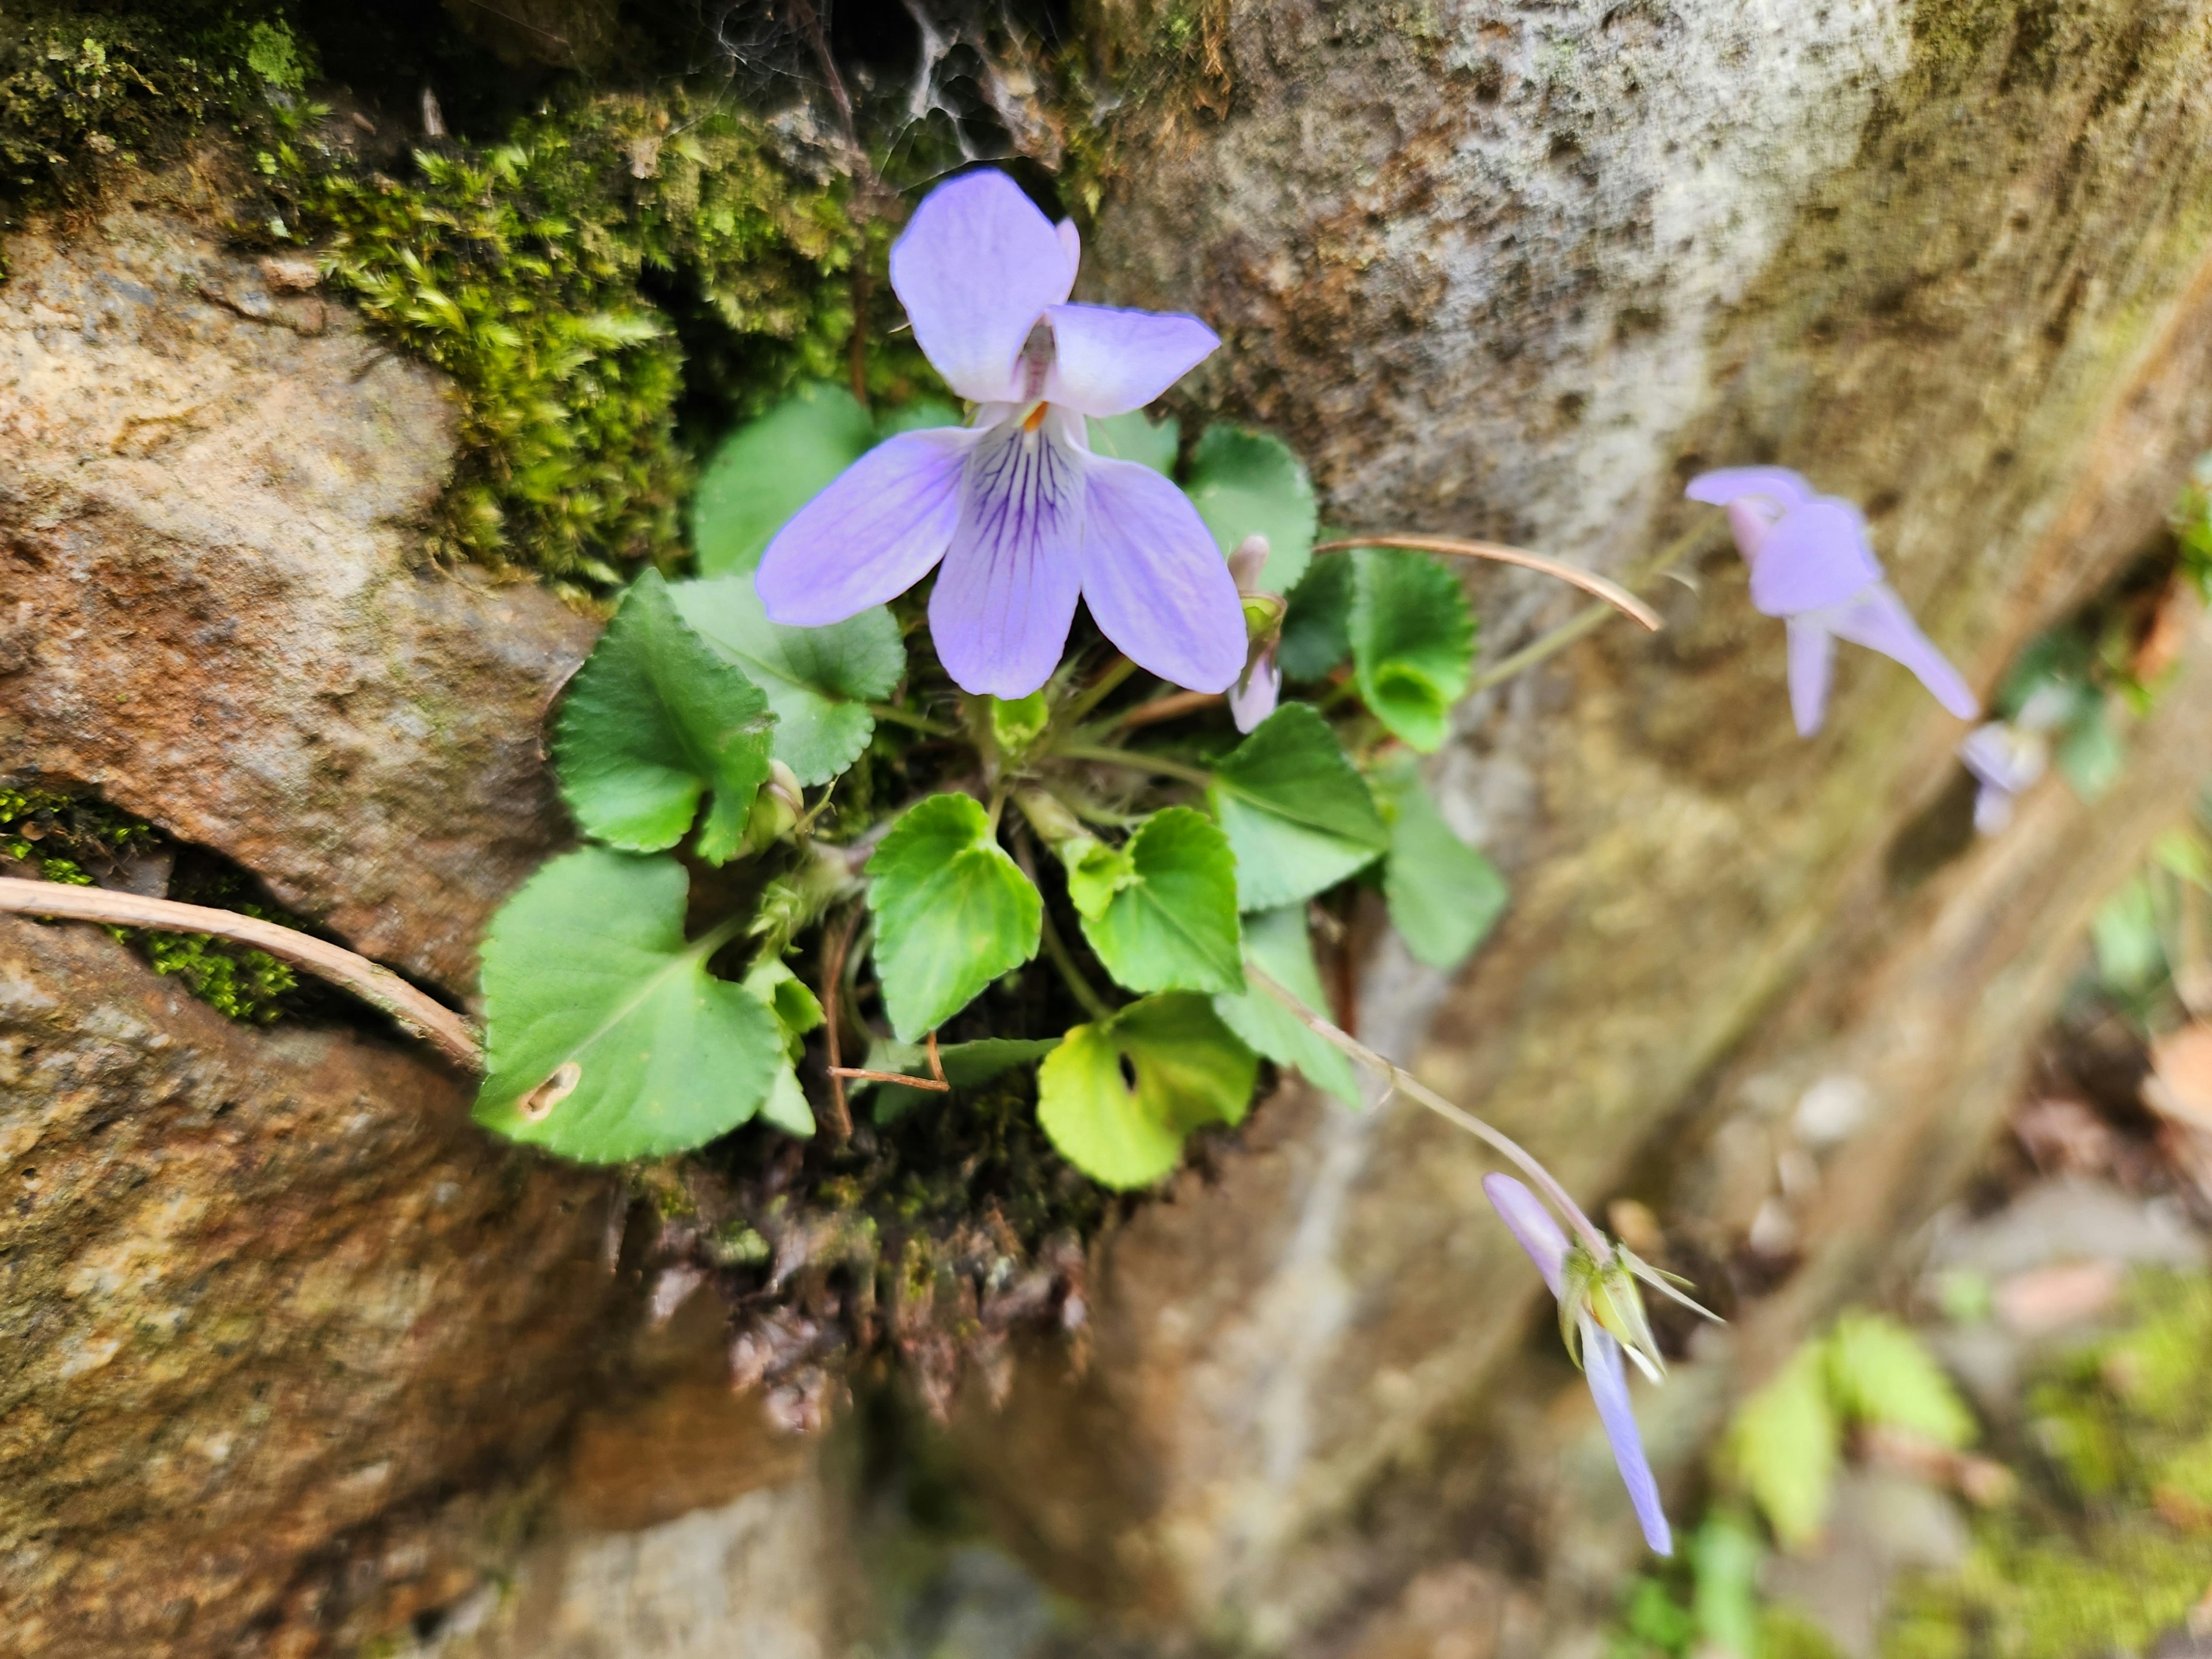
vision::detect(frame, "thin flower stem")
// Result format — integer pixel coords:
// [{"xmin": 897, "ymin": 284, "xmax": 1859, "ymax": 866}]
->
[
  {"xmin": 1312, "ymin": 536, "xmax": 1662, "ymax": 631},
  {"xmin": 866, "ymin": 703, "xmax": 957, "ymax": 737},
  {"xmin": 1245, "ymin": 960, "xmax": 1612, "ymax": 1259},
  {"xmin": 1038, "ymin": 904, "xmax": 1118, "ymax": 1023},
  {"xmin": 1112, "ymin": 689, "xmax": 1223, "ymax": 731},
  {"xmin": 1054, "ymin": 656, "xmax": 1141, "ymax": 733},
  {"xmin": 1058, "ymin": 743, "xmax": 1214, "ymax": 789},
  {"xmin": 0, "ymin": 876, "xmax": 482, "ymax": 1070},
  {"xmin": 819, "ymin": 908, "xmax": 861, "ymax": 1139},
  {"xmin": 1470, "ymin": 521, "xmax": 1718, "ymax": 693}
]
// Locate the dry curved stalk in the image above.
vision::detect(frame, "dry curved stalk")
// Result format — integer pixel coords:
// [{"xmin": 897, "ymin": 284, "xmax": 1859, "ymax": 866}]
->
[
  {"xmin": 0, "ymin": 877, "xmax": 483, "ymax": 1070},
  {"xmin": 1311, "ymin": 535, "xmax": 1663, "ymax": 631}
]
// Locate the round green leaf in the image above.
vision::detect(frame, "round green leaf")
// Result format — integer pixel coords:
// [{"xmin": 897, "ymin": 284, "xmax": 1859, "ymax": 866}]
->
[
  {"xmin": 1087, "ymin": 410, "xmax": 1180, "ymax": 475},
  {"xmin": 1036, "ymin": 994, "xmax": 1259, "ymax": 1190},
  {"xmin": 691, "ymin": 382, "xmax": 876, "ymax": 577},
  {"xmin": 1212, "ymin": 905, "xmax": 1359, "ymax": 1106},
  {"xmin": 552, "ymin": 570, "xmax": 775, "ymax": 863},
  {"xmin": 670, "ymin": 574, "xmax": 906, "ymax": 786},
  {"xmin": 1076, "ymin": 807, "xmax": 1244, "ymax": 995},
  {"xmin": 1349, "ymin": 548, "xmax": 1476, "ymax": 752},
  {"xmin": 1183, "ymin": 425, "xmax": 1318, "ymax": 592},
  {"xmin": 1373, "ymin": 757, "xmax": 1508, "ymax": 971},
  {"xmin": 1277, "ymin": 554, "xmax": 1353, "ymax": 681},
  {"xmin": 865, "ymin": 793, "xmax": 1043, "ymax": 1041},
  {"xmin": 1209, "ymin": 703, "xmax": 1389, "ymax": 910},
  {"xmin": 475, "ymin": 849, "xmax": 784, "ymax": 1163}
]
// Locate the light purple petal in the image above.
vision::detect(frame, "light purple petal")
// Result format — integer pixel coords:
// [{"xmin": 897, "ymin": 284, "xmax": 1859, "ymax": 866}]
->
[
  {"xmin": 1959, "ymin": 722, "xmax": 2047, "ymax": 793},
  {"xmin": 891, "ymin": 171, "xmax": 1074, "ymax": 405},
  {"xmin": 1482, "ymin": 1173, "xmax": 1567, "ymax": 1297},
  {"xmin": 1078, "ymin": 456, "xmax": 1247, "ymax": 692},
  {"xmin": 1823, "ymin": 581, "xmax": 1980, "ymax": 720},
  {"xmin": 757, "ymin": 426, "xmax": 979, "ymax": 626},
  {"xmin": 1685, "ymin": 467, "xmax": 1817, "ymax": 509},
  {"xmin": 929, "ymin": 415, "xmax": 1086, "ymax": 698},
  {"xmin": 1582, "ymin": 1317, "xmax": 1674, "ymax": 1555},
  {"xmin": 1041, "ymin": 303, "xmax": 1219, "ymax": 418},
  {"xmin": 1974, "ymin": 782, "xmax": 2016, "ymax": 836},
  {"xmin": 1785, "ymin": 618, "xmax": 1836, "ymax": 738},
  {"xmin": 1748, "ymin": 500, "xmax": 1884, "ymax": 617},
  {"xmin": 1229, "ymin": 648, "xmax": 1281, "ymax": 733}
]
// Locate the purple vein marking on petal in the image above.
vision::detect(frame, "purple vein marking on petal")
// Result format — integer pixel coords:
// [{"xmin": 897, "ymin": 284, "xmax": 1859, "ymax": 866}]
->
[
  {"xmin": 1582, "ymin": 1319, "xmax": 1675, "ymax": 1556},
  {"xmin": 889, "ymin": 170, "xmax": 1075, "ymax": 406},
  {"xmin": 930, "ymin": 414, "xmax": 1086, "ymax": 699},
  {"xmin": 1079, "ymin": 454, "xmax": 1247, "ymax": 692},
  {"xmin": 1748, "ymin": 499, "xmax": 1884, "ymax": 617},
  {"xmin": 1785, "ymin": 617, "xmax": 1836, "ymax": 738},
  {"xmin": 1041, "ymin": 303, "xmax": 1221, "ymax": 418},
  {"xmin": 1684, "ymin": 467, "xmax": 1817, "ymax": 509},
  {"xmin": 756, "ymin": 425, "xmax": 979, "ymax": 627},
  {"xmin": 1823, "ymin": 581, "xmax": 1980, "ymax": 720},
  {"xmin": 1482, "ymin": 1173, "xmax": 1567, "ymax": 1297}
]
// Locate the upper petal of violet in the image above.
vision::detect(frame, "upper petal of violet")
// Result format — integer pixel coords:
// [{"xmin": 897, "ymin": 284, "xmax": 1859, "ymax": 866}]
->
[
  {"xmin": 1078, "ymin": 454, "xmax": 1247, "ymax": 692},
  {"xmin": 1041, "ymin": 302, "xmax": 1220, "ymax": 418},
  {"xmin": 890, "ymin": 171, "xmax": 1075, "ymax": 405},
  {"xmin": 757, "ymin": 425, "xmax": 979, "ymax": 627},
  {"xmin": 928, "ymin": 411, "xmax": 1088, "ymax": 699},
  {"xmin": 1482, "ymin": 1173, "xmax": 1568, "ymax": 1297},
  {"xmin": 1684, "ymin": 467, "xmax": 1817, "ymax": 510},
  {"xmin": 1748, "ymin": 498, "xmax": 1884, "ymax": 617}
]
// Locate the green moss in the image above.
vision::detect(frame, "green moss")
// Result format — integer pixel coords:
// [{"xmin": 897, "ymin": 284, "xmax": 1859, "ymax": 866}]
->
[
  {"xmin": 252, "ymin": 93, "xmax": 908, "ymax": 593},
  {"xmin": 0, "ymin": 784, "xmax": 304, "ymax": 1023}
]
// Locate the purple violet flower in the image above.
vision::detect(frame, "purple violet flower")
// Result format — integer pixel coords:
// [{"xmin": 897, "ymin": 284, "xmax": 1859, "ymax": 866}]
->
[
  {"xmin": 756, "ymin": 169, "xmax": 1245, "ymax": 700},
  {"xmin": 1958, "ymin": 719, "xmax": 2050, "ymax": 835},
  {"xmin": 1685, "ymin": 468, "xmax": 1978, "ymax": 737},
  {"xmin": 1483, "ymin": 1173, "xmax": 1673, "ymax": 1555}
]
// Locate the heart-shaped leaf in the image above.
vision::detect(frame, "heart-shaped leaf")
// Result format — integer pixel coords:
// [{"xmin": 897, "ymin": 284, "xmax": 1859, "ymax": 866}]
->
[
  {"xmin": 1183, "ymin": 425, "xmax": 1318, "ymax": 592},
  {"xmin": 1372, "ymin": 758, "xmax": 1508, "ymax": 971},
  {"xmin": 1212, "ymin": 904, "xmax": 1359, "ymax": 1105},
  {"xmin": 671, "ymin": 574, "xmax": 906, "ymax": 786},
  {"xmin": 1277, "ymin": 553, "xmax": 1353, "ymax": 681},
  {"xmin": 552, "ymin": 570, "xmax": 775, "ymax": 863},
  {"xmin": 1350, "ymin": 548, "xmax": 1476, "ymax": 752},
  {"xmin": 475, "ymin": 848, "xmax": 784, "ymax": 1162},
  {"xmin": 1209, "ymin": 703, "xmax": 1389, "ymax": 910},
  {"xmin": 1087, "ymin": 410, "xmax": 1180, "ymax": 475},
  {"xmin": 866, "ymin": 793, "xmax": 1042, "ymax": 1041},
  {"xmin": 691, "ymin": 382, "xmax": 876, "ymax": 576},
  {"xmin": 1073, "ymin": 807, "xmax": 1243, "ymax": 995},
  {"xmin": 1036, "ymin": 994, "xmax": 1257, "ymax": 1189}
]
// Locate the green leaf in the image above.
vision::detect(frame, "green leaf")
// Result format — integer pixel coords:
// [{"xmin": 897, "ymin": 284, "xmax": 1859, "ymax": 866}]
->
[
  {"xmin": 2093, "ymin": 874, "xmax": 2166, "ymax": 994},
  {"xmin": 1183, "ymin": 425, "xmax": 1318, "ymax": 592},
  {"xmin": 1062, "ymin": 836, "xmax": 1137, "ymax": 919},
  {"xmin": 866, "ymin": 793, "xmax": 1042, "ymax": 1041},
  {"xmin": 1349, "ymin": 548, "xmax": 1476, "ymax": 751},
  {"xmin": 1075, "ymin": 808, "xmax": 1244, "ymax": 995},
  {"xmin": 691, "ymin": 382, "xmax": 876, "ymax": 576},
  {"xmin": 1087, "ymin": 410, "xmax": 1180, "ymax": 474},
  {"xmin": 1726, "ymin": 1342, "xmax": 1841, "ymax": 1550},
  {"xmin": 1212, "ymin": 904, "xmax": 1359, "ymax": 1106},
  {"xmin": 758, "ymin": 1064, "xmax": 817, "ymax": 1138},
  {"xmin": 475, "ymin": 849, "xmax": 784, "ymax": 1162},
  {"xmin": 552, "ymin": 571, "xmax": 775, "ymax": 862},
  {"xmin": 1824, "ymin": 1313, "xmax": 1976, "ymax": 1448},
  {"xmin": 1277, "ymin": 554, "xmax": 1353, "ymax": 681},
  {"xmin": 1036, "ymin": 994, "xmax": 1258, "ymax": 1189},
  {"xmin": 2056, "ymin": 699, "xmax": 2125, "ymax": 800},
  {"xmin": 876, "ymin": 397, "xmax": 964, "ymax": 438},
  {"xmin": 1690, "ymin": 1515, "xmax": 1767, "ymax": 1659},
  {"xmin": 1209, "ymin": 703, "xmax": 1390, "ymax": 910},
  {"xmin": 1372, "ymin": 759, "xmax": 1509, "ymax": 971},
  {"xmin": 669, "ymin": 574, "xmax": 905, "ymax": 787}
]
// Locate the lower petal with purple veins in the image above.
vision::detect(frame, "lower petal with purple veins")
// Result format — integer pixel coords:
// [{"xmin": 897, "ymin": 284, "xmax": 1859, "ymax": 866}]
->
[
  {"xmin": 929, "ymin": 415, "xmax": 1087, "ymax": 698},
  {"xmin": 1078, "ymin": 455, "xmax": 1247, "ymax": 693},
  {"xmin": 757, "ymin": 426, "xmax": 978, "ymax": 626}
]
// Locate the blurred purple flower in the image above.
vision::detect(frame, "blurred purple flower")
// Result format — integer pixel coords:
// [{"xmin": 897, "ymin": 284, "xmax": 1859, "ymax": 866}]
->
[
  {"xmin": 1959, "ymin": 720, "xmax": 2050, "ymax": 834},
  {"xmin": 1483, "ymin": 1173, "xmax": 1673, "ymax": 1555},
  {"xmin": 1686, "ymin": 468, "xmax": 1978, "ymax": 737},
  {"xmin": 756, "ymin": 169, "xmax": 1245, "ymax": 700}
]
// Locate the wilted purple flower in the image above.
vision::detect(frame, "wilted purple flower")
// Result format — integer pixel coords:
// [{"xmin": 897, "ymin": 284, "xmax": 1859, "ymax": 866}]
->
[
  {"xmin": 1226, "ymin": 534, "xmax": 1282, "ymax": 732},
  {"xmin": 1484, "ymin": 1173, "xmax": 1673, "ymax": 1555},
  {"xmin": 1686, "ymin": 468, "xmax": 1978, "ymax": 737},
  {"xmin": 1958, "ymin": 720, "xmax": 2050, "ymax": 834},
  {"xmin": 756, "ymin": 170, "xmax": 1245, "ymax": 700}
]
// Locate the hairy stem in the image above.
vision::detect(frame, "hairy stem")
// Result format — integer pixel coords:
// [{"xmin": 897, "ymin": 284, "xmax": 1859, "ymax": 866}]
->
[
  {"xmin": 1053, "ymin": 656, "xmax": 1141, "ymax": 734},
  {"xmin": 1245, "ymin": 960, "xmax": 1611, "ymax": 1257},
  {"xmin": 866, "ymin": 703, "xmax": 957, "ymax": 737},
  {"xmin": 0, "ymin": 877, "xmax": 482, "ymax": 1070},
  {"xmin": 1312, "ymin": 536, "xmax": 1662, "ymax": 631}
]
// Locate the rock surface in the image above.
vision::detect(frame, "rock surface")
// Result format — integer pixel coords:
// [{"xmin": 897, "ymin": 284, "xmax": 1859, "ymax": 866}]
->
[{"xmin": 0, "ymin": 171, "xmax": 596, "ymax": 993}]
